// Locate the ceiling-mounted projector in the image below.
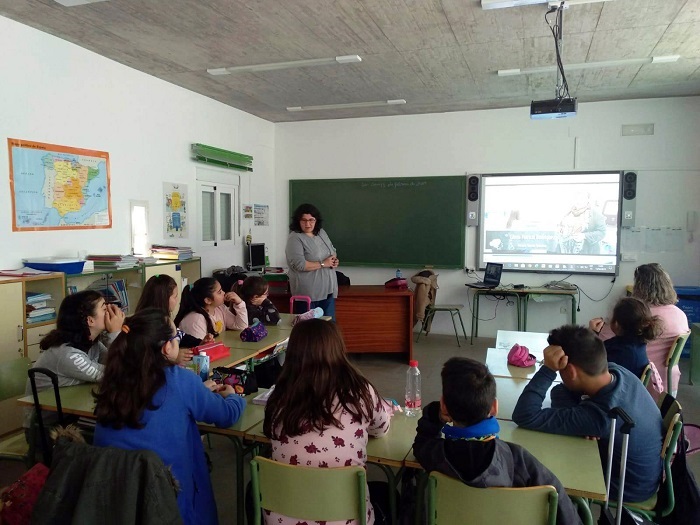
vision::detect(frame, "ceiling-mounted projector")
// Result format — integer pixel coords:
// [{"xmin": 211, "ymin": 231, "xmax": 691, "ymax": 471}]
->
[{"xmin": 530, "ymin": 98, "xmax": 577, "ymax": 119}]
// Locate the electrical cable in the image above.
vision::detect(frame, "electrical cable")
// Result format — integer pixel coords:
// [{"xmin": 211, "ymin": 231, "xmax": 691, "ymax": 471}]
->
[{"xmin": 545, "ymin": 3, "xmax": 572, "ymax": 105}]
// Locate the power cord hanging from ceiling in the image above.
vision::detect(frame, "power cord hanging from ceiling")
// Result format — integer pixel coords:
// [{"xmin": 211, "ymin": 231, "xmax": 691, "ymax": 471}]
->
[{"xmin": 545, "ymin": 2, "xmax": 572, "ymax": 103}]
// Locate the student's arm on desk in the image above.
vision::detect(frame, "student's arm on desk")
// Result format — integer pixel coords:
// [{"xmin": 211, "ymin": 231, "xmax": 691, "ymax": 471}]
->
[
  {"xmin": 512, "ymin": 367, "xmax": 607, "ymax": 437},
  {"xmin": 368, "ymin": 388, "xmax": 391, "ymax": 437},
  {"xmin": 178, "ymin": 368, "xmax": 246, "ymax": 427}
]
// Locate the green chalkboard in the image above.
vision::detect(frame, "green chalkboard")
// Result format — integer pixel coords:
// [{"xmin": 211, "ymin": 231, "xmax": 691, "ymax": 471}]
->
[{"xmin": 289, "ymin": 176, "xmax": 466, "ymax": 269}]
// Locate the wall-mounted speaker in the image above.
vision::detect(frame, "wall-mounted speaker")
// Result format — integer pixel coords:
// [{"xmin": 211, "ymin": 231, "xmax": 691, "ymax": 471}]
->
[
  {"xmin": 467, "ymin": 174, "xmax": 480, "ymax": 227},
  {"xmin": 621, "ymin": 171, "xmax": 637, "ymax": 227}
]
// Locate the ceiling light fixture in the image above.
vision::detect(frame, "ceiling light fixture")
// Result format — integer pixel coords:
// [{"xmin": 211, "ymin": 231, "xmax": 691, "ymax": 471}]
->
[
  {"xmin": 207, "ymin": 55, "xmax": 361, "ymax": 76},
  {"xmin": 498, "ymin": 55, "xmax": 681, "ymax": 76},
  {"xmin": 481, "ymin": 0, "xmax": 613, "ymax": 9},
  {"xmin": 54, "ymin": 0, "xmax": 110, "ymax": 5},
  {"xmin": 287, "ymin": 99, "xmax": 406, "ymax": 112}
]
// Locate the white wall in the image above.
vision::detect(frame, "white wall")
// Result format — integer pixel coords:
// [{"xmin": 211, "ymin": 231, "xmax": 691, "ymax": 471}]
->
[
  {"xmin": 275, "ymin": 98, "xmax": 700, "ymax": 337},
  {"xmin": 0, "ymin": 16, "xmax": 276, "ymax": 277}
]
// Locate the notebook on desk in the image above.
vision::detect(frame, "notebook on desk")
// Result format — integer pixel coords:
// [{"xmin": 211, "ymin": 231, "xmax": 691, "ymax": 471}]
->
[{"xmin": 466, "ymin": 262, "xmax": 503, "ymax": 290}]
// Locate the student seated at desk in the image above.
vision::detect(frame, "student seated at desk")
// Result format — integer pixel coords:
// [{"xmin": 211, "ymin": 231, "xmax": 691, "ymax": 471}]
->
[
  {"xmin": 233, "ymin": 275, "xmax": 281, "ymax": 325},
  {"xmin": 590, "ymin": 297, "xmax": 663, "ymax": 383},
  {"xmin": 413, "ymin": 357, "xmax": 581, "ymax": 525},
  {"xmin": 175, "ymin": 277, "xmax": 248, "ymax": 340},
  {"xmin": 94, "ymin": 309, "xmax": 245, "ymax": 525},
  {"xmin": 136, "ymin": 274, "xmax": 214, "ymax": 361},
  {"xmin": 263, "ymin": 319, "xmax": 391, "ymax": 525},
  {"xmin": 23, "ymin": 290, "xmax": 125, "ymax": 434},
  {"xmin": 512, "ymin": 325, "xmax": 662, "ymax": 503}
]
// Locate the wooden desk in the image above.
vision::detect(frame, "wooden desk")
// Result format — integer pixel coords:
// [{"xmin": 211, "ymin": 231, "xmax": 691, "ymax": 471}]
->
[
  {"xmin": 495, "ymin": 376, "xmax": 554, "ymax": 421},
  {"xmin": 211, "ymin": 313, "xmax": 295, "ymax": 369},
  {"xmin": 469, "ymin": 287, "xmax": 576, "ymax": 343},
  {"xmin": 404, "ymin": 420, "xmax": 606, "ymax": 500},
  {"xmin": 270, "ymin": 285, "xmax": 414, "ymax": 361}
]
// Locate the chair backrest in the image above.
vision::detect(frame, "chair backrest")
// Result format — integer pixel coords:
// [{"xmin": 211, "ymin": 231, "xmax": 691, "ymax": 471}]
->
[
  {"xmin": 28, "ymin": 367, "xmax": 65, "ymax": 465},
  {"xmin": 665, "ymin": 332, "xmax": 691, "ymax": 393},
  {"xmin": 656, "ymin": 393, "xmax": 684, "ymax": 517},
  {"xmin": 640, "ymin": 364, "xmax": 652, "ymax": 387},
  {"xmin": 0, "ymin": 357, "xmax": 32, "ymax": 401},
  {"xmin": 427, "ymin": 472, "xmax": 558, "ymax": 525},
  {"xmin": 250, "ymin": 457, "xmax": 367, "ymax": 525}
]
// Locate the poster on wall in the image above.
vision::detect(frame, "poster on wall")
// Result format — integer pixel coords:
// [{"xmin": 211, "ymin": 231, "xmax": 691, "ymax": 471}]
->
[
  {"xmin": 164, "ymin": 182, "xmax": 188, "ymax": 238},
  {"xmin": 7, "ymin": 138, "xmax": 112, "ymax": 231},
  {"xmin": 243, "ymin": 204, "xmax": 253, "ymax": 219},
  {"xmin": 254, "ymin": 204, "xmax": 269, "ymax": 226}
]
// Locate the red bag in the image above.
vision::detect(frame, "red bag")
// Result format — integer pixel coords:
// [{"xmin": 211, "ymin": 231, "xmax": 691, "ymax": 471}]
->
[
  {"xmin": 0, "ymin": 462, "xmax": 50, "ymax": 525},
  {"xmin": 192, "ymin": 341, "xmax": 230, "ymax": 361},
  {"xmin": 385, "ymin": 277, "xmax": 408, "ymax": 289}
]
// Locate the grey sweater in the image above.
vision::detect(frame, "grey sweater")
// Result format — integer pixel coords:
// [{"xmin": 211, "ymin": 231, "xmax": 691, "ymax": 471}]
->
[
  {"xmin": 23, "ymin": 332, "xmax": 117, "ymax": 428},
  {"xmin": 285, "ymin": 229, "xmax": 338, "ymax": 301}
]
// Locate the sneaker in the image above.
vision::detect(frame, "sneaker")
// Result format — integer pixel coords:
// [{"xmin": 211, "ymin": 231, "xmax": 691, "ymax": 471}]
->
[{"xmin": 292, "ymin": 307, "xmax": 324, "ymax": 326}]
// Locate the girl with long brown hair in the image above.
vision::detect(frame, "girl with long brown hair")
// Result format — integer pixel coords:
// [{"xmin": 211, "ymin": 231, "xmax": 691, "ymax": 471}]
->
[
  {"xmin": 94, "ymin": 308, "xmax": 245, "ymax": 524},
  {"xmin": 263, "ymin": 319, "xmax": 391, "ymax": 525}
]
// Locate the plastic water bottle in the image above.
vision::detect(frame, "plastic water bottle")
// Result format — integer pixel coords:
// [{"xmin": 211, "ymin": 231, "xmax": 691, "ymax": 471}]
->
[
  {"xmin": 396, "ymin": 269, "xmax": 402, "ymax": 279},
  {"xmin": 405, "ymin": 360, "xmax": 421, "ymax": 417}
]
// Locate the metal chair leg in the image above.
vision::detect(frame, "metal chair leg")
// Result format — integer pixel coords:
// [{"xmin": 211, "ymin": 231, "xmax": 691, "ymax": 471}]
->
[
  {"xmin": 449, "ymin": 310, "xmax": 461, "ymax": 347},
  {"xmin": 456, "ymin": 310, "xmax": 468, "ymax": 345}
]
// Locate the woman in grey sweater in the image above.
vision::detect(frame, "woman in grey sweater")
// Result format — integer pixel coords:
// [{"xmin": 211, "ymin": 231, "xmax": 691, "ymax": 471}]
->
[{"xmin": 285, "ymin": 203, "xmax": 339, "ymax": 320}]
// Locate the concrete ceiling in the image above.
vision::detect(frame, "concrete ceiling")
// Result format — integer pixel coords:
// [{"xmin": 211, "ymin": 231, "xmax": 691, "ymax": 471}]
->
[{"xmin": 2, "ymin": 0, "xmax": 700, "ymax": 122}]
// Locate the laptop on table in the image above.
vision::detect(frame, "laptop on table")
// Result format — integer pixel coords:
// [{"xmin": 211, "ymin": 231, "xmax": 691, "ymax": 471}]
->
[{"xmin": 466, "ymin": 262, "xmax": 503, "ymax": 290}]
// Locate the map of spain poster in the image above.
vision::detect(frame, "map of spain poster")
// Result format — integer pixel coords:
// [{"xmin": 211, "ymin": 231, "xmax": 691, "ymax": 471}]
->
[{"xmin": 8, "ymin": 138, "xmax": 112, "ymax": 231}]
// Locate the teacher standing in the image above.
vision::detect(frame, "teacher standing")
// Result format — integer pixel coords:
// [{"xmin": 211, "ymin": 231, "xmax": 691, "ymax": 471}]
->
[{"xmin": 286, "ymin": 203, "xmax": 339, "ymax": 320}]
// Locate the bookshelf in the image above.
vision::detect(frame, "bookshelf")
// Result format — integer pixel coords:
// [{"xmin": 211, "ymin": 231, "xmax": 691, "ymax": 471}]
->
[{"xmin": 65, "ymin": 258, "xmax": 201, "ymax": 316}]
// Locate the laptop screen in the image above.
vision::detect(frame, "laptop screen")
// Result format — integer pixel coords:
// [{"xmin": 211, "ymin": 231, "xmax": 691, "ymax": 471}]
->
[{"xmin": 484, "ymin": 262, "xmax": 503, "ymax": 286}]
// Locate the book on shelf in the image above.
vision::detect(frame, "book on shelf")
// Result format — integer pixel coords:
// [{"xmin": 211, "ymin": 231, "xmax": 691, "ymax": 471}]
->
[
  {"xmin": 27, "ymin": 307, "xmax": 56, "ymax": 318},
  {"xmin": 151, "ymin": 245, "xmax": 194, "ymax": 260},
  {"xmin": 0, "ymin": 267, "xmax": 53, "ymax": 277},
  {"xmin": 252, "ymin": 386, "xmax": 275, "ymax": 406},
  {"xmin": 26, "ymin": 312, "xmax": 57, "ymax": 324},
  {"xmin": 86, "ymin": 278, "xmax": 129, "ymax": 312},
  {"xmin": 86, "ymin": 254, "xmax": 139, "ymax": 269},
  {"xmin": 26, "ymin": 291, "xmax": 52, "ymax": 304}
]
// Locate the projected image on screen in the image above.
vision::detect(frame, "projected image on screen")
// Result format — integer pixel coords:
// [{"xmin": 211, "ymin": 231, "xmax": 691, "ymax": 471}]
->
[{"xmin": 478, "ymin": 172, "xmax": 621, "ymax": 275}]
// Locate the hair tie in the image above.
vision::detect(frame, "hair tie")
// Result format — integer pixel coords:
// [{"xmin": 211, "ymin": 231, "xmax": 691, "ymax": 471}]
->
[
  {"xmin": 237, "ymin": 280, "xmax": 244, "ymax": 285},
  {"xmin": 189, "ymin": 284, "xmax": 194, "ymax": 290},
  {"xmin": 121, "ymin": 325, "xmax": 130, "ymax": 334}
]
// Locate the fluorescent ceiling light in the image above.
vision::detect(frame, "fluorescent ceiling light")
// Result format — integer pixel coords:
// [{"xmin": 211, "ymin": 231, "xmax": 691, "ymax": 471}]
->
[
  {"xmin": 208, "ymin": 55, "xmax": 361, "ymax": 76},
  {"xmin": 481, "ymin": 0, "xmax": 612, "ymax": 9},
  {"xmin": 54, "ymin": 0, "xmax": 109, "ymax": 6},
  {"xmin": 287, "ymin": 99, "xmax": 406, "ymax": 112},
  {"xmin": 498, "ymin": 55, "xmax": 681, "ymax": 76}
]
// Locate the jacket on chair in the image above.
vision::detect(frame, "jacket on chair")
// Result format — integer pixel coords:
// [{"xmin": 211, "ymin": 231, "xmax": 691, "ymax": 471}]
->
[
  {"xmin": 411, "ymin": 269, "xmax": 438, "ymax": 331},
  {"xmin": 32, "ymin": 426, "xmax": 183, "ymax": 525}
]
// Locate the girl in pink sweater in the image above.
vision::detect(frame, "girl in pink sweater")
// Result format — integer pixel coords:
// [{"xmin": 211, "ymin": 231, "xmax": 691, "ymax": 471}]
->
[
  {"xmin": 263, "ymin": 319, "xmax": 391, "ymax": 525},
  {"xmin": 594, "ymin": 263, "xmax": 689, "ymax": 396},
  {"xmin": 175, "ymin": 277, "xmax": 248, "ymax": 340}
]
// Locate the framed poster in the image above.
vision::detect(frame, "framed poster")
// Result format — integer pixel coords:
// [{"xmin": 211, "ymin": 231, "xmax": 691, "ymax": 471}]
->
[{"xmin": 8, "ymin": 138, "xmax": 111, "ymax": 231}]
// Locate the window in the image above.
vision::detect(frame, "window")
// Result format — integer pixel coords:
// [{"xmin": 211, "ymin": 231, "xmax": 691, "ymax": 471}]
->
[
  {"xmin": 130, "ymin": 200, "xmax": 149, "ymax": 256},
  {"xmin": 196, "ymin": 167, "xmax": 239, "ymax": 248}
]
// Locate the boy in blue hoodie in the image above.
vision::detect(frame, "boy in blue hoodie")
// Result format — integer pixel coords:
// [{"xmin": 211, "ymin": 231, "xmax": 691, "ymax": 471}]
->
[{"xmin": 413, "ymin": 357, "xmax": 581, "ymax": 525}]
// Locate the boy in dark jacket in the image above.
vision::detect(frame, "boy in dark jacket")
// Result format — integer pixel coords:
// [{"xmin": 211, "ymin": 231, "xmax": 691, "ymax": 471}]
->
[{"xmin": 413, "ymin": 357, "xmax": 581, "ymax": 525}]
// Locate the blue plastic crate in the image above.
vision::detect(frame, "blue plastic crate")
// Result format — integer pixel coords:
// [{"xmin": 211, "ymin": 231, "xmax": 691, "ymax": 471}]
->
[
  {"xmin": 24, "ymin": 258, "xmax": 85, "ymax": 275},
  {"xmin": 676, "ymin": 286, "xmax": 700, "ymax": 357}
]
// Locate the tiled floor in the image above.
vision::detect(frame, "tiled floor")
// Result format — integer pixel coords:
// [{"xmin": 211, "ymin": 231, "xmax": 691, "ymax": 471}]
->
[{"xmin": 3, "ymin": 333, "xmax": 699, "ymax": 523}]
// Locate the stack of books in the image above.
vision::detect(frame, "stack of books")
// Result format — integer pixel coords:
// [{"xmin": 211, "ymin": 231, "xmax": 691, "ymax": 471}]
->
[
  {"xmin": 26, "ymin": 291, "xmax": 56, "ymax": 324},
  {"xmin": 86, "ymin": 254, "xmax": 139, "ymax": 269},
  {"xmin": 151, "ymin": 245, "xmax": 194, "ymax": 260},
  {"xmin": 87, "ymin": 278, "xmax": 129, "ymax": 312}
]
